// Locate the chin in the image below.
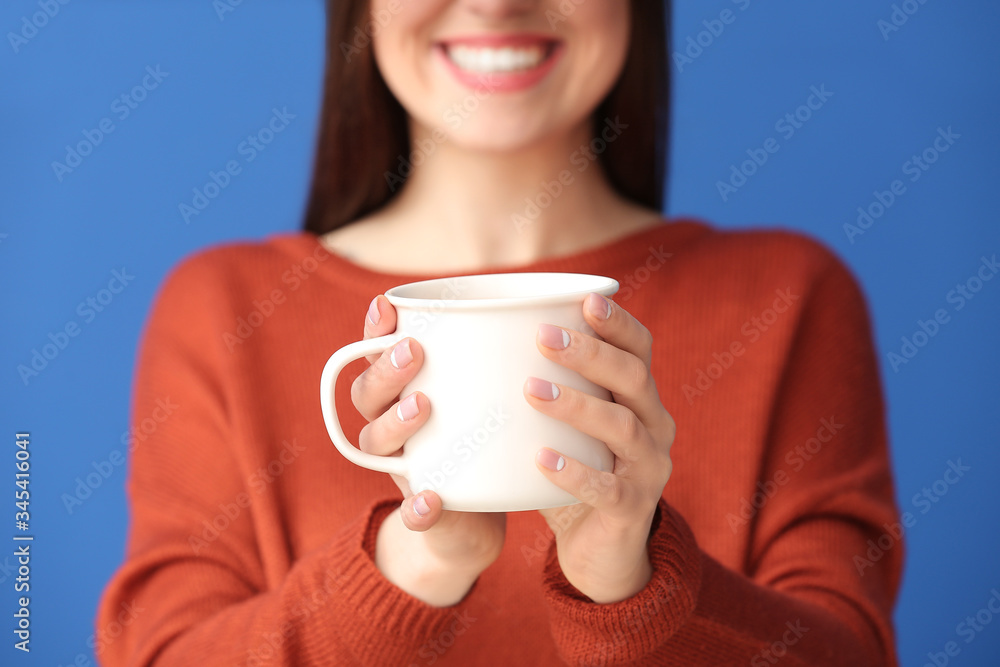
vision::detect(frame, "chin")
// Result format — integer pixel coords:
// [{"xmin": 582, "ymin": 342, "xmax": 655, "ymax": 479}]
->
[
  {"xmin": 421, "ymin": 101, "xmax": 584, "ymax": 156},
  {"xmin": 449, "ymin": 124, "xmax": 552, "ymax": 155}
]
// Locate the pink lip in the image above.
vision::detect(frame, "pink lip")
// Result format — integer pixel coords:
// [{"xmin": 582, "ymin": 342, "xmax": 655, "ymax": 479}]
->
[{"xmin": 436, "ymin": 33, "xmax": 563, "ymax": 93}]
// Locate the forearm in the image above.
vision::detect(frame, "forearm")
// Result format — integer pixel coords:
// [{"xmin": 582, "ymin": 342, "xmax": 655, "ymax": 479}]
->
[
  {"xmin": 543, "ymin": 501, "xmax": 895, "ymax": 667},
  {"xmin": 664, "ymin": 554, "xmax": 887, "ymax": 667},
  {"xmin": 99, "ymin": 500, "xmax": 465, "ymax": 667}
]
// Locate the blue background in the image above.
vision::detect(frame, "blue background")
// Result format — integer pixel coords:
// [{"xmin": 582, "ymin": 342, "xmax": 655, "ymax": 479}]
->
[{"xmin": 1, "ymin": 1, "xmax": 997, "ymax": 665}]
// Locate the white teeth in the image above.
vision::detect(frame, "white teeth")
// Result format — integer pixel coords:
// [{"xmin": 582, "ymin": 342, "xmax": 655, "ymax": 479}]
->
[{"xmin": 447, "ymin": 44, "xmax": 547, "ymax": 73}]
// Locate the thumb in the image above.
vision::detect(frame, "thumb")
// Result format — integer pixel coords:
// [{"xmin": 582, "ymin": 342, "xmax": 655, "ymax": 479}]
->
[{"xmin": 399, "ymin": 491, "xmax": 445, "ymax": 532}]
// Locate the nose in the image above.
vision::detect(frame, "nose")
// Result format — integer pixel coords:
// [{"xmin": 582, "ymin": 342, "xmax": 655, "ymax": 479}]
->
[{"xmin": 455, "ymin": 0, "xmax": 538, "ymax": 19}]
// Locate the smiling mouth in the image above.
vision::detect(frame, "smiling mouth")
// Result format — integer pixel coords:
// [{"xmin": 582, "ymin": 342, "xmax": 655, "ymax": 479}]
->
[{"xmin": 441, "ymin": 41, "xmax": 558, "ymax": 74}]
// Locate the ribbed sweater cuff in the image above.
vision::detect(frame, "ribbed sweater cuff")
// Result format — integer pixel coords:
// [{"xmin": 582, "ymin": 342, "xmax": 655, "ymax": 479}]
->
[
  {"xmin": 318, "ymin": 498, "xmax": 461, "ymax": 664},
  {"xmin": 542, "ymin": 499, "xmax": 703, "ymax": 665}
]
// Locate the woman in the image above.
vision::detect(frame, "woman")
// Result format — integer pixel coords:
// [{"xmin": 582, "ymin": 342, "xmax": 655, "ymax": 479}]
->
[{"xmin": 98, "ymin": 1, "xmax": 902, "ymax": 665}]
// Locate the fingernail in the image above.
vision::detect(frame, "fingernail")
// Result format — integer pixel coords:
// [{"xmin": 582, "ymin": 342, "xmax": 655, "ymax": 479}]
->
[
  {"xmin": 390, "ymin": 339, "xmax": 412, "ymax": 369},
  {"xmin": 396, "ymin": 394, "xmax": 419, "ymax": 422},
  {"xmin": 367, "ymin": 297, "xmax": 381, "ymax": 325},
  {"xmin": 526, "ymin": 377, "xmax": 560, "ymax": 401},
  {"xmin": 413, "ymin": 494, "xmax": 430, "ymax": 517},
  {"xmin": 538, "ymin": 324, "xmax": 570, "ymax": 350},
  {"xmin": 537, "ymin": 449, "xmax": 566, "ymax": 472},
  {"xmin": 587, "ymin": 293, "xmax": 611, "ymax": 320}
]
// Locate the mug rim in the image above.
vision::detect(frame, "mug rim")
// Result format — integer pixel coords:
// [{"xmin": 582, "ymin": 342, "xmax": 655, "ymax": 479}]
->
[{"xmin": 384, "ymin": 272, "xmax": 619, "ymax": 310}]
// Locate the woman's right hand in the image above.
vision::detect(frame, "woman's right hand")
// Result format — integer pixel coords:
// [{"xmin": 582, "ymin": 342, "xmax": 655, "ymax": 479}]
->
[{"xmin": 356, "ymin": 295, "xmax": 506, "ymax": 607}]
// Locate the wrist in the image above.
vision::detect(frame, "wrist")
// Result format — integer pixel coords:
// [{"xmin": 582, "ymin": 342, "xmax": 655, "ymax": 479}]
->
[
  {"xmin": 558, "ymin": 513, "xmax": 657, "ymax": 603},
  {"xmin": 375, "ymin": 508, "xmax": 482, "ymax": 607},
  {"xmin": 563, "ymin": 545, "xmax": 653, "ymax": 604}
]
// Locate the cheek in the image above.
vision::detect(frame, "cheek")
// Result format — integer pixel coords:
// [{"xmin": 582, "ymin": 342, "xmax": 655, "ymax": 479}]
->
[
  {"xmin": 370, "ymin": 0, "xmax": 449, "ymax": 95},
  {"xmin": 598, "ymin": 6, "xmax": 631, "ymax": 62},
  {"xmin": 564, "ymin": 5, "xmax": 632, "ymax": 104},
  {"xmin": 369, "ymin": 0, "xmax": 448, "ymax": 52},
  {"xmin": 583, "ymin": 2, "xmax": 631, "ymax": 33},
  {"xmin": 369, "ymin": 0, "xmax": 446, "ymax": 22}
]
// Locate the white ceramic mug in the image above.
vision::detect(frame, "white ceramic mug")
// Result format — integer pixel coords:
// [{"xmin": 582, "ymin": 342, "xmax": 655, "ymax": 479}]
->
[{"xmin": 319, "ymin": 272, "xmax": 618, "ymax": 512}]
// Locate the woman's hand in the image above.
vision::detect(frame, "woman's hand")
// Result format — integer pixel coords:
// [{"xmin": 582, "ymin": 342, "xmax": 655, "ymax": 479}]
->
[
  {"xmin": 526, "ymin": 293, "xmax": 675, "ymax": 604},
  {"xmin": 356, "ymin": 296, "xmax": 506, "ymax": 607}
]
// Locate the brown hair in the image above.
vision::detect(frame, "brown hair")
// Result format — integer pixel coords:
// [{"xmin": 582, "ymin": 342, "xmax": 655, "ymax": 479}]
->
[{"xmin": 302, "ymin": 1, "xmax": 669, "ymax": 234}]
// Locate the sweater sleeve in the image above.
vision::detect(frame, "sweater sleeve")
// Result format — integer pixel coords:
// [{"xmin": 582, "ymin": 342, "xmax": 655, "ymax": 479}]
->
[
  {"xmin": 96, "ymin": 254, "xmax": 464, "ymax": 666},
  {"xmin": 542, "ymin": 254, "xmax": 902, "ymax": 666}
]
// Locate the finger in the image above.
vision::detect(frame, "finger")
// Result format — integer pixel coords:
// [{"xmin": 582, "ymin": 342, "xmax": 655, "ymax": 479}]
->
[
  {"xmin": 583, "ymin": 293, "xmax": 653, "ymax": 367},
  {"xmin": 351, "ymin": 338, "xmax": 424, "ymax": 421},
  {"xmin": 358, "ymin": 392, "xmax": 431, "ymax": 456},
  {"xmin": 399, "ymin": 490, "xmax": 445, "ymax": 532},
  {"xmin": 535, "ymin": 322, "xmax": 667, "ymax": 429},
  {"xmin": 524, "ymin": 377, "xmax": 662, "ymax": 464},
  {"xmin": 363, "ymin": 295, "xmax": 398, "ymax": 364}
]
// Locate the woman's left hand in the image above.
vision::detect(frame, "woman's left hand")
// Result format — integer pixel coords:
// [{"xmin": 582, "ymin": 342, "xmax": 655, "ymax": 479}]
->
[{"xmin": 525, "ymin": 293, "xmax": 676, "ymax": 604}]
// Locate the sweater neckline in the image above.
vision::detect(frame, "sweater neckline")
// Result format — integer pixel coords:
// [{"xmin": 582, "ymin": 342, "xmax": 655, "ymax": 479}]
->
[{"xmin": 275, "ymin": 218, "xmax": 712, "ymax": 290}]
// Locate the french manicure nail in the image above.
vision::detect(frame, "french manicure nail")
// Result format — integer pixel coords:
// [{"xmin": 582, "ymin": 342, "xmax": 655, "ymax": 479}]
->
[
  {"xmin": 367, "ymin": 297, "xmax": 381, "ymax": 325},
  {"xmin": 588, "ymin": 293, "xmax": 611, "ymax": 320},
  {"xmin": 526, "ymin": 377, "xmax": 560, "ymax": 401},
  {"xmin": 413, "ymin": 494, "xmax": 430, "ymax": 517},
  {"xmin": 538, "ymin": 324, "xmax": 570, "ymax": 350},
  {"xmin": 537, "ymin": 449, "xmax": 566, "ymax": 472},
  {"xmin": 396, "ymin": 394, "xmax": 419, "ymax": 422},
  {"xmin": 390, "ymin": 339, "xmax": 412, "ymax": 369}
]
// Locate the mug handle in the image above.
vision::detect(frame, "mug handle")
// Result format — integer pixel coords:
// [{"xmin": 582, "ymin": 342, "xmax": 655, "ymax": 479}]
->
[{"xmin": 319, "ymin": 333, "xmax": 409, "ymax": 477}]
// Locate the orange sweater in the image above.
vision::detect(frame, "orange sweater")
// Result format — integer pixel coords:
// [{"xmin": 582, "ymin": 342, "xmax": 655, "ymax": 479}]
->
[{"xmin": 98, "ymin": 220, "xmax": 901, "ymax": 666}]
